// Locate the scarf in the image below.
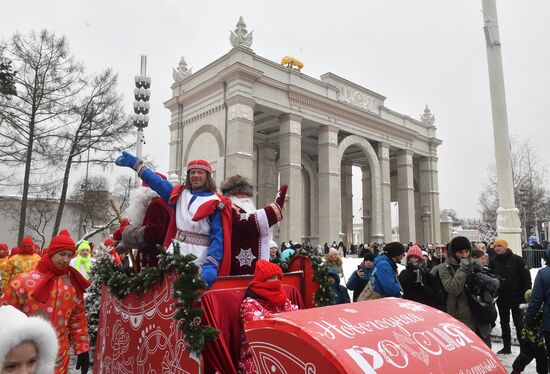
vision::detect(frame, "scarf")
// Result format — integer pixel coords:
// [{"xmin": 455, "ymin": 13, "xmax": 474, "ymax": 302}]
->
[
  {"xmin": 248, "ymin": 280, "xmax": 287, "ymax": 307},
  {"xmin": 74, "ymin": 255, "xmax": 91, "ymax": 277},
  {"xmin": 33, "ymin": 255, "xmax": 91, "ymax": 303}
]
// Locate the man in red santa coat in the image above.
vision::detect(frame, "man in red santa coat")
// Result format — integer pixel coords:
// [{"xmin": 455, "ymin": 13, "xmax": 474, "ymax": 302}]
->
[
  {"xmin": 115, "ymin": 173, "xmax": 173, "ymax": 269},
  {"xmin": 220, "ymin": 175, "xmax": 287, "ymax": 275},
  {"xmin": 115, "ymin": 151, "xmax": 232, "ymax": 287}
]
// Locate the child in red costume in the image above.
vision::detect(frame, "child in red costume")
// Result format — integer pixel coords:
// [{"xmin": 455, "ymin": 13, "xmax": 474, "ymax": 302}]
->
[
  {"xmin": 238, "ymin": 260, "xmax": 298, "ymax": 373},
  {"xmin": 0, "ymin": 229, "xmax": 91, "ymax": 374}
]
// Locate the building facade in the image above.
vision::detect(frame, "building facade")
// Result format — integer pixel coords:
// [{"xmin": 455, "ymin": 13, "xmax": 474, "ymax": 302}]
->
[{"xmin": 165, "ymin": 19, "xmax": 442, "ymax": 246}]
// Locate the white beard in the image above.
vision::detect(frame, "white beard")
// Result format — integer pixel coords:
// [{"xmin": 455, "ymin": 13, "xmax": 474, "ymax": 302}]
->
[
  {"xmin": 229, "ymin": 196, "xmax": 256, "ymax": 213},
  {"xmin": 125, "ymin": 187, "xmax": 159, "ymax": 225}
]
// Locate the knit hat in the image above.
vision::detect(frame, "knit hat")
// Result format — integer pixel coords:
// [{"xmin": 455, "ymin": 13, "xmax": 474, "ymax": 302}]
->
[
  {"xmin": 328, "ymin": 247, "xmax": 339, "ymax": 256},
  {"xmin": 269, "ymin": 240, "xmax": 278, "ymax": 249},
  {"xmin": 406, "ymin": 245, "xmax": 423, "ymax": 259},
  {"xmin": 20, "ymin": 236, "xmax": 35, "ymax": 250},
  {"xmin": 494, "ymin": 239, "xmax": 509, "ymax": 249},
  {"xmin": 0, "ymin": 305, "xmax": 58, "ymax": 374},
  {"xmin": 384, "ymin": 242, "xmax": 405, "ymax": 257},
  {"xmin": 77, "ymin": 240, "xmax": 91, "ymax": 253},
  {"xmin": 104, "ymin": 238, "xmax": 115, "ymax": 248},
  {"xmin": 253, "ymin": 260, "xmax": 283, "ymax": 282},
  {"xmin": 45, "ymin": 229, "xmax": 76, "ymax": 256},
  {"xmin": 0, "ymin": 243, "xmax": 8, "ymax": 257},
  {"xmin": 187, "ymin": 159, "xmax": 212, "ymax": 173},
  {"xmin": 449, "ymin": 236, "xmax": 471, "ymax": 253}
]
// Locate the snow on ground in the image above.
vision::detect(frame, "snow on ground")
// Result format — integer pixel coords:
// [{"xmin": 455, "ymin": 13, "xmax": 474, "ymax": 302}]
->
[{"xmin": 342, "ymin": 255, "xmax": 541, "ymax": 374}]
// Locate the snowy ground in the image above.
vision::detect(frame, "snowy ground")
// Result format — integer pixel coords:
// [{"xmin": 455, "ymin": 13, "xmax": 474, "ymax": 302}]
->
[{"xmin": 342, "ymin": 255, "xmax": 541, "ymax": 374}]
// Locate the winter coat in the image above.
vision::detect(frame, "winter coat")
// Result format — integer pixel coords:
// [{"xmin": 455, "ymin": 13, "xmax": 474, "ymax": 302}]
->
[
  {"xmin": 371, "ymin": 253, "xmax": 402, "ymax": 297},
  {"xmin": 489, "ymin": 249, "xmax": 531, "ymax": 305},
  {"xmin": 438, "ymin": 250, "xmax": 492, "ymax": 339},
  {"xmin": 0, "ymin": 305, "xmax": 58, "ymax": 374},
  {"xmin": 328, "ymin": 270, "xmax": 350, "ymax": 305},
  {"xmin": 0, "ymin": 270, "xmax": 90, "ymax": 374},
  {"xmin": 1, "ymin": 253, "xmax": 41, "ymax": 290},
  {"xmin": 0, "ymin": 257, "xmax": 9, "ymax": 291},
  {"xmin": 239, "ymin": 297, "xmax": 298, "ymax": 374},
  {"xmin": 398, "ymin": 262, "xmax": 437, "ymax": 307},
  {"xmin": 526, "ymin": 266, "xmax": 550, "ymax": 332},
  {"xmin": 346, "ymin": 266, "xmax": 374, "ymax": 302},
  {"xmin": 324, "ymin": 255, "xmax": 343, "ymax": 277}
]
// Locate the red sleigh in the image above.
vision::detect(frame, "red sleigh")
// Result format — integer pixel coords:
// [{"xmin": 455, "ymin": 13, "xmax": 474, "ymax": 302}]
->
[{"xmin": 94, "ymin": 255, "xmax": 506, "ymax": 374}]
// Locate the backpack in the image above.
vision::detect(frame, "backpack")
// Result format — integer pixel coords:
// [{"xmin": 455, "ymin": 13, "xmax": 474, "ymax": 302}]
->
[{"xmin": 465, "ymin": 268, "xmax": 500, "ymax": 325}]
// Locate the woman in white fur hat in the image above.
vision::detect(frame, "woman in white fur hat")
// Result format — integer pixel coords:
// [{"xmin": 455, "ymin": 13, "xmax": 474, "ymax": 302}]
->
[{"xmin": 0, "ymin": 305, "xmax": 58, "ymax": 374}]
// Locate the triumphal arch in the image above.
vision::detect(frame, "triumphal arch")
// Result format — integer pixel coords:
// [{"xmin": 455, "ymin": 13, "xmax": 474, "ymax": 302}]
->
[{"xmin": 165, "ymin": 18, "xmax": 442, "ymax": 246}]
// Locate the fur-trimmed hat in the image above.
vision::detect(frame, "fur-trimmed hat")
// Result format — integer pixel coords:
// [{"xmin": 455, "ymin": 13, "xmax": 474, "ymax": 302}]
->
[
  {"xmin": 186, "ymin": 159, "xmax": 212, "ymax": 173},
  {"xmin": 449, "ymin": 236, "xmax": 472, "ymax": 253},
  {"xmin": 220, "ymin": 175, "xmax": 254, "ymax": 197},
  {"xmin": 384, "ymin": 242, "xmax": 405, "ymax": 257},
  {"xmin": 254, "ymin": 260, "xmax": 283, "ymax": 282},
  {"xmin": 0, "ymin": 305, "xmax": 58, "ymax": 374}
]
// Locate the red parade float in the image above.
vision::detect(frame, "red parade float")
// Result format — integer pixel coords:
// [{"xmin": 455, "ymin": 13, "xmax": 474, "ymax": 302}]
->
[{"xmin": 94, "ymin": 255, "xmax": 506, "ymax": 374}]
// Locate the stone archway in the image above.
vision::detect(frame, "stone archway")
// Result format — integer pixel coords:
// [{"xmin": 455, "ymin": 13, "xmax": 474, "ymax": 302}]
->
[
  {"xmin": 338, "ymin": 135, "xmax": 383, "ymax": 242},
  {"xmin": 183, "ymin": 124, "xmax": 224, "ymax": 162}
]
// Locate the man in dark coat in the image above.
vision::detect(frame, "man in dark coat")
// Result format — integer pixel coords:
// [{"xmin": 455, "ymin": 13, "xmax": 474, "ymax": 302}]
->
[{"xmin": 490, "ymin": 238, "xmax": 532, "ymax": 354}]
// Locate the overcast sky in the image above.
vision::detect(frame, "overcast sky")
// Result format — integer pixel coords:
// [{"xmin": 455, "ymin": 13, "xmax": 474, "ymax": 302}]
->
[{"xmin": 2, "ymin": 0, "xmax": 548, "ymax": 220}]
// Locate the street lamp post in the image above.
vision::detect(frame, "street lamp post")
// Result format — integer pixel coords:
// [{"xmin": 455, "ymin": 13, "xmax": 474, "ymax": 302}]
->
[
  {"xmin": 481, "ymin": 0, "xmax": 522, "ymax": 254},
  {"xmin": 133, "ymin": 55, "xmax": 151, "ymax": 188}
]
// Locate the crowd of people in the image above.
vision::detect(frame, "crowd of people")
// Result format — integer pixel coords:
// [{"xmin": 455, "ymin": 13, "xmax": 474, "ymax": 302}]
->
[{"xmin": 1, "ymin": 150, "xmax": 550, "ymax": 373}]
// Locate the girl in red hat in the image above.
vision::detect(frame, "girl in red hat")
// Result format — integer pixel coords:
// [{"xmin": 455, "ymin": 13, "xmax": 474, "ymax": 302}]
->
[
  {"xmin": 238, "ymin": 260, "xmax": 298, "ymax": 373},
  {"xmin": 1, "ymin": 237, "xmax": 41, "ymax": 291},
  {"xmin": 0, "ymin": 229, "xmax": 91, "ymax": 374}
]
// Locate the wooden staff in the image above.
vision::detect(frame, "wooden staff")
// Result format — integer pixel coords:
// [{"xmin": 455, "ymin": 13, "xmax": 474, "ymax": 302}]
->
[{"xmin": 109, "ymin": 198, "xmax": 139, "ymax": 273}]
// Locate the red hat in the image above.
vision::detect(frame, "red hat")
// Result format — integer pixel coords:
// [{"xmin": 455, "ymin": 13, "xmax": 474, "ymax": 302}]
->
[
  {"xmin": 104, "ymin": 238, "xmax": 115, "ymax": 248},
  {"xmin": 253, "ymin": 260, "xmax": 283, "ymax": 282},
  {"xmin": 20, "ymin": 236, "xmax": 35, "ymax": 249},
  {"xmin": 45, "ymin": 229, "xmax": 76, "ymax": 257},
  {"xmin": 10, "ymin": 247, "xmax": 19, "ymax": 257},
  {"xmin": 407, "ymin": 245, "xmax": 423, "ymax": 259},
  {"xmin": 0, "ymin": 243, "xmax": 8, "ymax": 257},
  {"xmin": 186, "ymin": 159, "xmax": 212, "ymax": 173},
  {"xmin": 142, "ymin": 172, "xmax": 167, "ymax": 188}
]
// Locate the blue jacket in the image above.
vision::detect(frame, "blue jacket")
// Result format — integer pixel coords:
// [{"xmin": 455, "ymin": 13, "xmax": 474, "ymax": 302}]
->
[
  {"xmin": 526, "ymin": 266, "xmax": 550, "ymax": 332},
  {"xmin": 328, "ymin": 270, "xmax": 350, "ymax": 305},
  {"xmin": 371, "ymin": 254, "xmax": 402, "ymax": 297}
]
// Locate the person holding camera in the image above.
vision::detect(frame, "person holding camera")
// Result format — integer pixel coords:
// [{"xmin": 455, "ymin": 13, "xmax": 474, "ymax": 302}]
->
[
  {"xmin": 346, "ymin": 251, "xmax": 376, "ymax": 302},
  {"xmin": 398, "ymin": 245, "xmax": 437, "ymax": 307},
  {"xmin": 439, "ymin": 236, "xmax": 492, "ymax": 347}
]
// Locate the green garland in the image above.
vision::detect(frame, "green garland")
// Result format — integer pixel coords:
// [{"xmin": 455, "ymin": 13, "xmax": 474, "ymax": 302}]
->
[
  {"xmin": 280, "ymin": 246, "xmax": 334, "ymax": 306},
  {"xmin": 94, "ymin": 244, "xmax": 219, "ymax": 354}
]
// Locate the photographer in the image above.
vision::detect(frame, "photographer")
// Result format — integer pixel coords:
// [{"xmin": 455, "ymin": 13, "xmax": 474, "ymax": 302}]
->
[
  {"xmin": 398, "ymin": 245, "xmax": 437, "ymax": 307},
  {"xmin": 346, "ymin": 252, "xmax": 376, "ymax": 302}
]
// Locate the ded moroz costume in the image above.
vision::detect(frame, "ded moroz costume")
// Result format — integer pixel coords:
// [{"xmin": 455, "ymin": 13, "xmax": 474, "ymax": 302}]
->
[{"xmin": 220, "ymin": 175, "xmax": 287, "ymax": 275}]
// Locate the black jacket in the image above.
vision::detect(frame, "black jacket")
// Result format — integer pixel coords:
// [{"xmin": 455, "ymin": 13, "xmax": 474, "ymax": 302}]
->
[
  {"xmin": 398, "ymin": 263, "xmax": 437, "ymax": 307},
  {"xmin": 489, "ymin": 249, "xmax": 531, "ymax": 305}
]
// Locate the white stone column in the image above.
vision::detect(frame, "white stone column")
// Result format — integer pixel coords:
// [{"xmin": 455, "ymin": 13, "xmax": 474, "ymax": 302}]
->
[
  {"xmin": 482, "ymin": 0, "xmax": 522, "ymax": 253},
  {"xmin": 419, "ymin": 155, "xmax": 441, "ymax": 243},
  {"xmin": 278, "ymin": 114, "xmax": 303, "ymax": 243},
  {"xmin": 318, "ymin": 125, "xmax": 341, "ymax": 245},
  {"xmin": 397, "ymin": 149, "xmax": 416, "ymax": 243},
  {"xmin": 225, "ymin": 96, "xmax": 255, "ymax": 180},
  {"xmin": 341, "ymin": 162, "xmax": 353, "ymax": 246},
  {"xmin": 256, "ymin": 145, "xmax": 278, "ymax": 208},
  {"xmin": 378, "ymin": 142, "xmax": 392, "ymax": 242},
  {"xmin": 362, "ymin": 167, "xmax": 372, "ymax": 244}
]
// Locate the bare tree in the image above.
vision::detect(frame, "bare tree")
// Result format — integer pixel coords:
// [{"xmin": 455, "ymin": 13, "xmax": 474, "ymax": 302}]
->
[
  {"xmin": 50, "ymin": 69, "xmax": 134, "ymax": 236},
  {"xmin": 479, "ymin": 138, "xmax": 550, "ymax": 241},
  {"xmin": 0, "ymin": 30, "xmax": 84, "ymax": 243}
]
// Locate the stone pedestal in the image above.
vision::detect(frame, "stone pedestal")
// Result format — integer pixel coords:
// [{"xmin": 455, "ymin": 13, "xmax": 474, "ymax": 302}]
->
[
  {"xmin": 279, "ymin": 114, "xmax": 303, "ymax": 243},
  {"xmin": 378, "ymin": 142, "xmax": 392, "ymax": 242},
  {"xmin": 397, "ymin": 149, "xmax": 416, "ymax": 243},
  {"xmin": 318, "ymin": 125, "xmax": 341, "ymax": 245},
  {"xmin": 225, "ymin": 96, "xmax": 255, "ymax": 179}
]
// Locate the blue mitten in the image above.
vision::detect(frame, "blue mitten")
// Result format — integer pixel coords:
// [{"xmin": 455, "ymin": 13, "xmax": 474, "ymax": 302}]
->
[
  {"xmin": 115, "ymin": 151, "xmax": 141, "ymax": 170},
  {"xmin": 200, "ymin": 262, "xmax": 218, "ymax": 288}
]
